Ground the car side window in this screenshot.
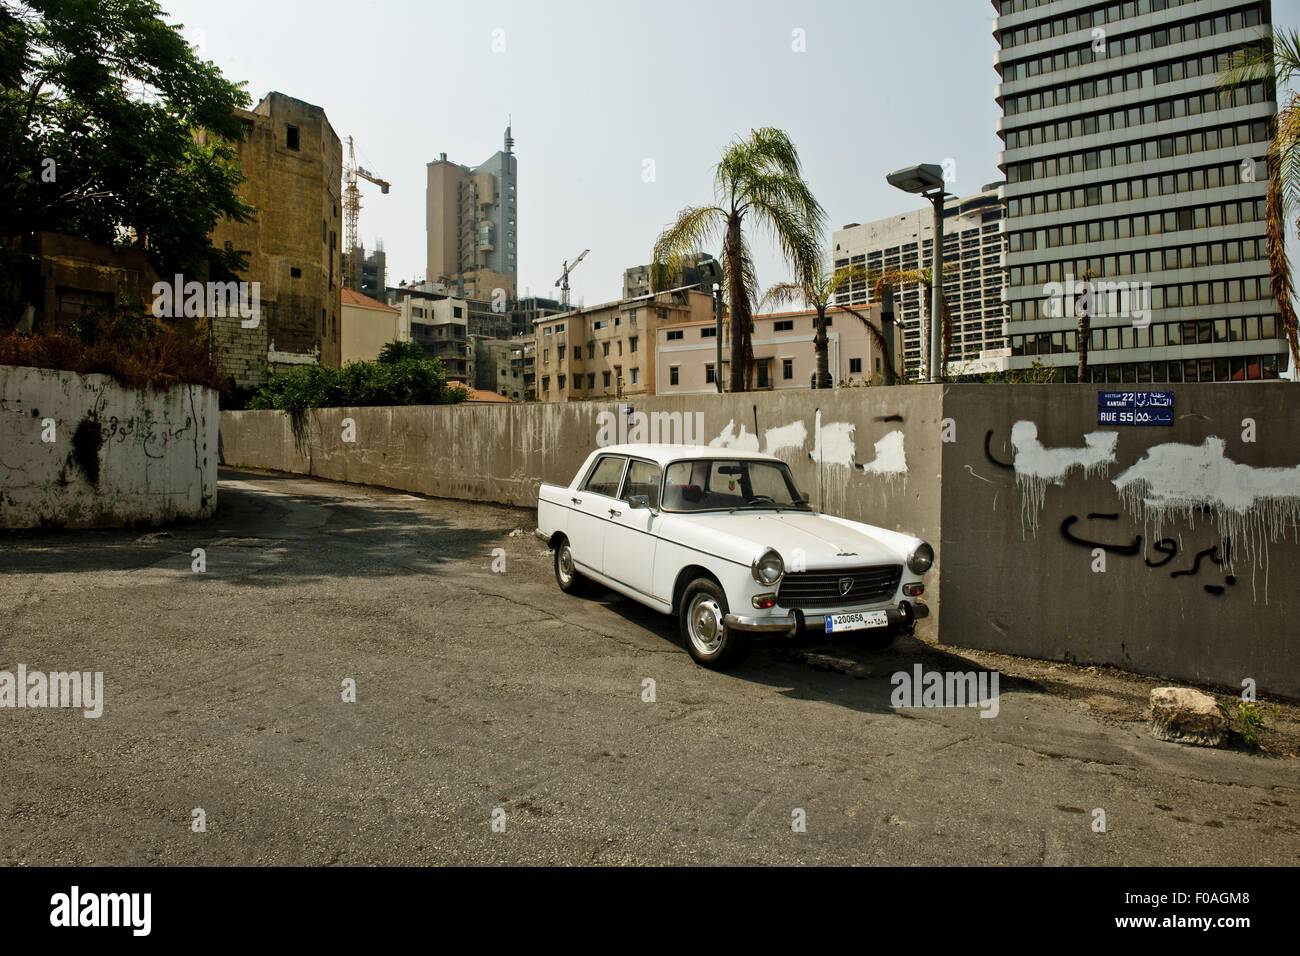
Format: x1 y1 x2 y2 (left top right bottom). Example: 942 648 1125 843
621 460 662 509
582 456 626 498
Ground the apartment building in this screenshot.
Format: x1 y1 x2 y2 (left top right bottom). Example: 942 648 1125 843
623 253 717 299
509 339 536 401
832 184 1008 379
473 336 514 396
426 126 518 301
995 0 1287 382
655 305 896 395
345 244 386 301
389 287 471 383
340 288 403 364
534 289 714 402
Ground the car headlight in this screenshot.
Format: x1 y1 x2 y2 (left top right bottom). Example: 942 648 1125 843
907 541 934 575
751 548 785 586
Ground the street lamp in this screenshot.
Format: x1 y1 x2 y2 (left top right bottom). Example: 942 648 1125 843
695 257 725 393
887 163 949 383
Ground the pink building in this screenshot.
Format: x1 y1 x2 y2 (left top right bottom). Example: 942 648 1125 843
654 305 898 394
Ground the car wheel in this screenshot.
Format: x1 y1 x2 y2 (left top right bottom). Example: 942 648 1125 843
553 536 585 594
679 578 749 669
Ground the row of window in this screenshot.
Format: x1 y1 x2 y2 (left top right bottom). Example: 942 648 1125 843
541 367 640 392
1009 277 1274 322
1006 119 1270 184
1004 44 1254 117
1009 198 1268 252
1008 159 1256 219
1000 6 1264 81
1011 237 1269 287
1014 355 1283 384
1012 315 1282 357
1004 82 1269 151
542 337 640 364
998 0 1200 45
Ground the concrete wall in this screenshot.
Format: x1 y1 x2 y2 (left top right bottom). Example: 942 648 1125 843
220 387 945 636
940 383 1300 698
1 365 218 528
219 383 1300 695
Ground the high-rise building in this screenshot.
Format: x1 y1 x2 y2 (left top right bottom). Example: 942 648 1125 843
346 243 386 301
426 127 518 302
832 184 1009 378
995 0 1286 383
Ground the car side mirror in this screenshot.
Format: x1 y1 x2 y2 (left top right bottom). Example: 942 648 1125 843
627 494 652 510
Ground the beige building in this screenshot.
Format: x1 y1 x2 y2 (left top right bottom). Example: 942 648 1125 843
340 288 403 364
535 289 714 402
655 305 897 395
204 92 343 386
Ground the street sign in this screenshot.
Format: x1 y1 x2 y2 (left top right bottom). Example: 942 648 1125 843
1098 390 1174 426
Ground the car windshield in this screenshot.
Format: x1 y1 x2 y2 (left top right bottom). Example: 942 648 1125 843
662 459 810 513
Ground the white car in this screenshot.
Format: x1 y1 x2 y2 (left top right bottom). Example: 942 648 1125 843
536 444 933 669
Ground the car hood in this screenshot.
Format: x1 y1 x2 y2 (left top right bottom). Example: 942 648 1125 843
661 511 908 568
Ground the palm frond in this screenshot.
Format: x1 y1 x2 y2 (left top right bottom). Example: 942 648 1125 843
651 204 724 292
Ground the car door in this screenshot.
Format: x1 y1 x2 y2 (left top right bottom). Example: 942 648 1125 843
603 458 662 599
568 454 627 576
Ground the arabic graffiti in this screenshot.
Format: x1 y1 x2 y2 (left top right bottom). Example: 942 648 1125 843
1060 511 1237 598
102 411 195 460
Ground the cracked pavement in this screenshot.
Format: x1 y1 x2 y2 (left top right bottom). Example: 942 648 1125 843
0 468 1296 865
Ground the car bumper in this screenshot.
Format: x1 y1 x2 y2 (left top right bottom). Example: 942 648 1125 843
724 601 929 636
534 528 548 543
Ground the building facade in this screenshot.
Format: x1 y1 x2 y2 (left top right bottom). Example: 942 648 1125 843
654 305 897 395
832 184 1008 379
205 92 343 383
346 244 386 301
995 0 1286 382
623 253 717 299
426 127 518 302
534 290 714 402
340 288 403 364
389 287 472 383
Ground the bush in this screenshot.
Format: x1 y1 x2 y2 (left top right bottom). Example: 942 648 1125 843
0 303 223 391
248 344 467 413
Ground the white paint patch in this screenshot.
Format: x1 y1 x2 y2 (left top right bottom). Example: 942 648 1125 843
860 430 907 480
1010 421 1118 535
708 419 760 452
810 415 856 468
763 420 807 458
1113 437 1300 597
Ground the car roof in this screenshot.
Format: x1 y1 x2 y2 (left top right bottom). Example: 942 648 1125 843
593 444 782 466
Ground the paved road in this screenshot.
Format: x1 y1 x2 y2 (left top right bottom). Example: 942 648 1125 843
0 470 1296 865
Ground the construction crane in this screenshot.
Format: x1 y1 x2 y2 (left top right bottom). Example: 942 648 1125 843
343 135 391 288
555 249 589 308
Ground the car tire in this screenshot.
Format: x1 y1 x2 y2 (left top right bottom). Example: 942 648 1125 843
553 536 586 594
679 578 749 669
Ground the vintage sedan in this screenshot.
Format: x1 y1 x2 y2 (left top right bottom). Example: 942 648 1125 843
536 444 933 669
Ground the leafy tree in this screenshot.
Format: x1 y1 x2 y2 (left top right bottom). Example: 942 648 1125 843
653 128 825 391
0 0 253 316
377 339 425 364
248 355 467 414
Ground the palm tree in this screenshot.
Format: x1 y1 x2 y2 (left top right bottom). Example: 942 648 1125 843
760 262 872 388
1221 29 1300 377
653 128 825 391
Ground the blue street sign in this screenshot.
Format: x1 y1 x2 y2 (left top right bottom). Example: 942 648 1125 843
1098 391 1175 426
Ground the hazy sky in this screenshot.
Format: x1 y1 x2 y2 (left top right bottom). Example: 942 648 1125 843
161 0 1300 305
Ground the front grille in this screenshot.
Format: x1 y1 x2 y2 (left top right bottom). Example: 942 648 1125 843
777 565 903 610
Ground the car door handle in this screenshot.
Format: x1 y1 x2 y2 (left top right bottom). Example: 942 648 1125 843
571 497 582 505
608 508 622 518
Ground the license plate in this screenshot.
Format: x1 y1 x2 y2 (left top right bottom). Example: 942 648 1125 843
825 610 889 634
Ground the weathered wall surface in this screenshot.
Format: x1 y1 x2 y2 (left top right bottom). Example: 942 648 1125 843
941 383 1299 697
0 365 218 528
220 387 945 635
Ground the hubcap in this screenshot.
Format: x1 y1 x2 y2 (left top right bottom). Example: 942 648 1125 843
557 545 573 584
688 593 725 656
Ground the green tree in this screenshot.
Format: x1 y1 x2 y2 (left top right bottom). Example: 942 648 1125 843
1221 28 1300 376
0 0 253 313
652 128 825 391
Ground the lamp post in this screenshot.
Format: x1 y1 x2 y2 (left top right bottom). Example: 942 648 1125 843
694 257 725 393
887 163 949 383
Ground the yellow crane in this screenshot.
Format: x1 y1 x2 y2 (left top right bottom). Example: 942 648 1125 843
343 135 390 288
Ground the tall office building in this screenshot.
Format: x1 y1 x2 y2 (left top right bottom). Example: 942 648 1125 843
832 184 1009 378
426 126 518 302
995 0 1286 383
